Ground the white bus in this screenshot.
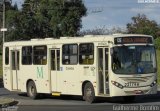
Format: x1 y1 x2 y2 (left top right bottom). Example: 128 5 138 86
3 34 157 103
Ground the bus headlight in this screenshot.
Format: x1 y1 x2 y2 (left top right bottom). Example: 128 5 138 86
150 80 157 87
111 81 124 89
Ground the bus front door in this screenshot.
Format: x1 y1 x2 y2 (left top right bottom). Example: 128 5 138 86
50 49 60 92
11 50 20 90
98 47 109 95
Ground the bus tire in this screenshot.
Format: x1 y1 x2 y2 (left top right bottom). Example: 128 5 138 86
27 81 39 99
123 96 135 103
84 82 95 103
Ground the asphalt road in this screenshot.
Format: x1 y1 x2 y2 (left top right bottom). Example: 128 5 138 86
2 105 115 111
1 87 160 111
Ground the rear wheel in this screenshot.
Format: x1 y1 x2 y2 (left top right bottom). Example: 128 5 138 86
84 82 95 103
27 81 39 99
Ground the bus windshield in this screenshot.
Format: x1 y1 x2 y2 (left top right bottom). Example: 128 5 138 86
112 45 157 74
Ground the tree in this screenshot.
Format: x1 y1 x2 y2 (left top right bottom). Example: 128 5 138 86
5 2 21 41
0 0 19 41
127 14 160 39
15 0 87 40
154 37 160 49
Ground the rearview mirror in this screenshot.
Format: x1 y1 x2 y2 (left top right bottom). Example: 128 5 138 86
110 48 113 56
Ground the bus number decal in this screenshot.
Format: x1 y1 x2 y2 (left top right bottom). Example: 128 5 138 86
66 67 74 70
37 67 44 79
124 82 139 87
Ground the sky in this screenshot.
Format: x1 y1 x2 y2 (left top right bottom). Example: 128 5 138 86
12 0 160 30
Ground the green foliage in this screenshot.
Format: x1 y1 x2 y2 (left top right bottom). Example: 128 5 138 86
157 50 160 84
5 0 87 41
6 9 21 41
0 1 14 44
154 37 160 49
127 14 160 39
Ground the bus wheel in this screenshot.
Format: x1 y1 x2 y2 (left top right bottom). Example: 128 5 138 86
27 81 38 99
123 96 135 103
84 82 95 103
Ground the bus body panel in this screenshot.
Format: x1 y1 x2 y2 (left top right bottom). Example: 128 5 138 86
2 34 157 99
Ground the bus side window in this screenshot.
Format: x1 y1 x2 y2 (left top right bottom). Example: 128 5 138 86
5 47 9 65
22 46 32 65
62 44 78 65
33 46 47 65
79 43 94 64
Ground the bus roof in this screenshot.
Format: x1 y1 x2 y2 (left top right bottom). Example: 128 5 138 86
3 34 153 47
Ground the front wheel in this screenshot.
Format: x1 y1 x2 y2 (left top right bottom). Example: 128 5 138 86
84 82 95 103
27 81 39 99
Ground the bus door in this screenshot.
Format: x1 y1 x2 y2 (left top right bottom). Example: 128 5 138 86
11 50 20 90
50 49 60 92
97 47 109 94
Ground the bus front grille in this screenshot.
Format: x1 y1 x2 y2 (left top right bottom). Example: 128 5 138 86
120 76 153 83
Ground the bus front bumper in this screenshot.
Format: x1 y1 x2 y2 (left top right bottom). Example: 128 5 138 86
110 85 157 97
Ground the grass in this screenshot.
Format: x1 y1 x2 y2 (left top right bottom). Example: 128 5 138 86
157 50 160 84
0 97 15 105
0 51 160 83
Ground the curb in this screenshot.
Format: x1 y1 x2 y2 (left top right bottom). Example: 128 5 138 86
0 97 18 107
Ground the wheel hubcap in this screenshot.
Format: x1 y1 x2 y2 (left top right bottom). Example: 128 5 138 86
30 86 35 96
86 88 92 99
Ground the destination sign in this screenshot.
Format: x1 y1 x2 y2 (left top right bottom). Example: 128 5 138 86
114 37 153 44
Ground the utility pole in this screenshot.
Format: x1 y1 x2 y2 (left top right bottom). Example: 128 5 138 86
0 0 8 44
2 0 5 43
0 0 11 43
88 7 103 14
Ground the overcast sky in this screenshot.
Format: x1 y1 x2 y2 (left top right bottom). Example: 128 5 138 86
12 0 160 30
